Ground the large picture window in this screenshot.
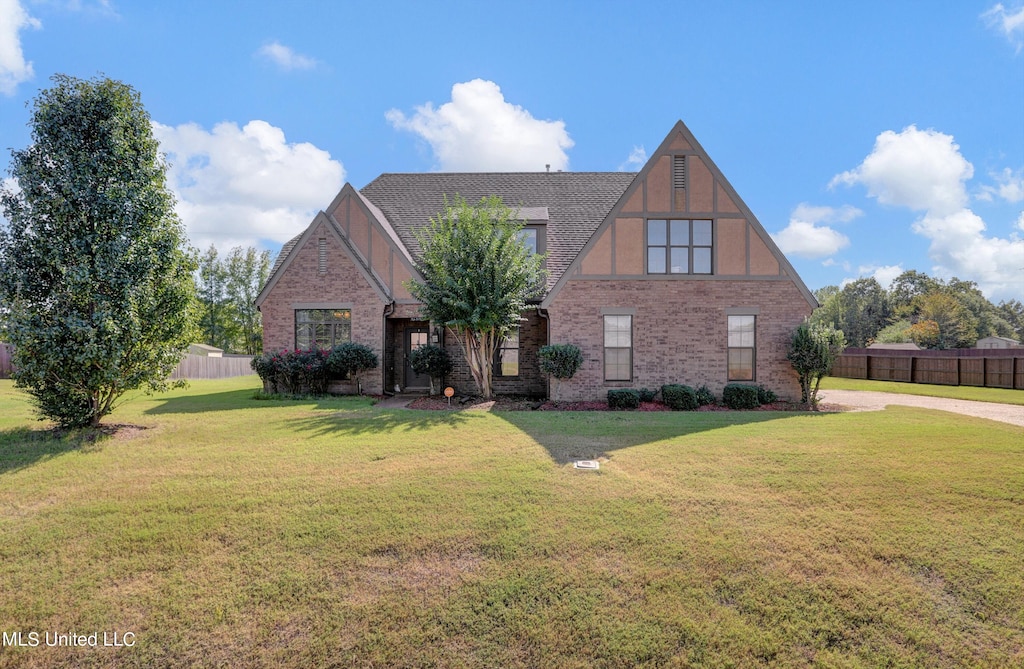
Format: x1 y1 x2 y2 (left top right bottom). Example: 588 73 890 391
295 309 351 349
496 328 520 377
727 315 755 381
604 315 632 381
647 219 712 275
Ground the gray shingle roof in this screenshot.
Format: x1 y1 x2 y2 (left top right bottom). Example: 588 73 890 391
359 172 637 292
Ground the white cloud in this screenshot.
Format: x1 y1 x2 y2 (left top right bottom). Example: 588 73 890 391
153 120 345 251
619 145 647 171
386 79 574 172
835 126 1024 300
830 126 973 216
982 3 1024 51
980 167 1024 203
0 0 41 95
772 203 860 259
256 41 317 71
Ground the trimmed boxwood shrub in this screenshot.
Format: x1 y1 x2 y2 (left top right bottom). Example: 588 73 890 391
327 343 379 394
661 384 698 411
723 383 760 409
756 385 777 405
695 384 716 406
638 388 657 403
607 388 641 410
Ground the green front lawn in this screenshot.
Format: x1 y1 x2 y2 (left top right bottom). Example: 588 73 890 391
1 377 1022 667
820 375 1024 405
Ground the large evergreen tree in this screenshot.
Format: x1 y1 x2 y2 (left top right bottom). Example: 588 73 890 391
407 195 546 399
0 75 197 428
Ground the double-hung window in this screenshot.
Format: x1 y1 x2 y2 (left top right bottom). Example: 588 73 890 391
496 328 520 377
647 219 713 274
295 309 351 350
604 315 632 381
727 315 755 381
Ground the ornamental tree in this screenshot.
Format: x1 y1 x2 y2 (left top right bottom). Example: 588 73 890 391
537 343 583 401
787 322 846 407
407 195 546 399
0 75 197 428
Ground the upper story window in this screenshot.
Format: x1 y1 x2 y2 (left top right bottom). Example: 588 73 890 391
518 228 538 255
647 219 712 275
295 309 351 350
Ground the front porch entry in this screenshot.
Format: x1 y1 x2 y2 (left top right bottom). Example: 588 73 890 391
386 318 432 392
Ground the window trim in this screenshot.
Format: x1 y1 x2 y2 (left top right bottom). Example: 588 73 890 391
646 219 713 275
727 314 756 381
603 313 633 382
495 327 520 377
294 308 352 350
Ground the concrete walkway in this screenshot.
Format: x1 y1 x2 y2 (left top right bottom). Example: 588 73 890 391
819 389 1024 428
374 394 420 409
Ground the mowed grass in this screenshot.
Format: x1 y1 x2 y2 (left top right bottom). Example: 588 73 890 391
820 375 1024 405
1 377 1022 668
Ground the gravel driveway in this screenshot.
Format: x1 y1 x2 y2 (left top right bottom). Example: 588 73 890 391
819 389 1024 428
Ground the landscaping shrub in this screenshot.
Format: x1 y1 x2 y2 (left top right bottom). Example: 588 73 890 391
251 348 330 395
723 383 760 409
328 343 379 394
538 343 584 401
661 384 698 411
607 388 640 410
409 344 452 394
695 384 716 406
638 388 657 402
756 385 777 405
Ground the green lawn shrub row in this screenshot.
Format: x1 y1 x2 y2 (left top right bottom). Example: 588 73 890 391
607 388 641 410
661 384 699 411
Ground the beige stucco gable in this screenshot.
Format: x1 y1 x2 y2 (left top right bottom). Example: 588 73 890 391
541 121 817 310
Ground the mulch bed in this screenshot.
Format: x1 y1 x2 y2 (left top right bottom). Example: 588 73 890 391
406 395 841 413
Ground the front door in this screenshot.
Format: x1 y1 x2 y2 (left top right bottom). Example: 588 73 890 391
404 327 431 390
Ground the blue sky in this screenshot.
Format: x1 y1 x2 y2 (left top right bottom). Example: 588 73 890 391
1 1 1022 300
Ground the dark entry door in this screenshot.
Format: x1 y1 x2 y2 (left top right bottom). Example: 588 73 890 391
404 327 431 389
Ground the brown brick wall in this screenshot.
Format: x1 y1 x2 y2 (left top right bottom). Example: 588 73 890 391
259 220 388 395
546 279 811 401
444 310 548 397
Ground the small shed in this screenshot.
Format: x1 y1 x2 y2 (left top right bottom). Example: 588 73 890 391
188 343 224 357
975 336 1021 349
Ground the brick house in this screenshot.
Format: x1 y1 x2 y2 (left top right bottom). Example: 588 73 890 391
255 121 817 400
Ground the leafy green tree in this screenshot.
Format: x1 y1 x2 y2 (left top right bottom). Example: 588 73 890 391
196 244 237 351
889 270 940 318
788 322 846 407
407 195 546 398
996 299 1024 341
913 291 977 349
0 75 196 428
874 319 912 344
224 246 271 355
811 278 890 347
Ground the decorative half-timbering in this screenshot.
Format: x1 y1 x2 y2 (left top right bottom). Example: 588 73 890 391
256 121 817 400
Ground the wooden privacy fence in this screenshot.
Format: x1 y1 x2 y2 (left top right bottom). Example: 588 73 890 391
833 348 1024 390
170 354 255 380
0 347 254 381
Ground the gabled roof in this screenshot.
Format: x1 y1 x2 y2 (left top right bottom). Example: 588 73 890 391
359 172 637 291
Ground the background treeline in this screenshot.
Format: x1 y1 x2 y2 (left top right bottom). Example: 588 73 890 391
810 270 1023 349
195 245 271 355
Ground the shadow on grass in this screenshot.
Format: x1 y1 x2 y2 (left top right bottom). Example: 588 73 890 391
143 390 375 415
494 409 828 464
0 426 108 476
288 407 470 438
